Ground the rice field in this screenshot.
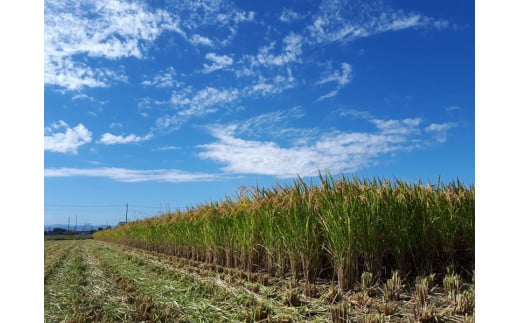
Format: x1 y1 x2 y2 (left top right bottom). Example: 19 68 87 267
94 174 474 290
44 174 474 321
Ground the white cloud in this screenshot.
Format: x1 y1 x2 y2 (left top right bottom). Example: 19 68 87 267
198 117 428 178
98 132 153 145
71 94 94 101
155 114 184 132
337 109 376 120
202 53 234 73
307 16 368 44
317 63 352 86
306 1 435 45
44 167 221 183
137 97 169 111
249 68 296 95
190 34 214 47
156 86 240 132
109 122 123 130
280 9 304 23
316 90 338 102
425 123 455 132
175 0 253 28
316 62 352 101
45 57 110 90
174 87 240 117
141 67 179 88
371 118 422 135
446 105 462 112
198 127 317 177
233 10 255 23
153 146 180 151
172 0 254 46
45 0 184 90
233 107 307 139
254 33 303 67
379 14 422 32
433 20 450 30
425 122 456 142
44 120 92 154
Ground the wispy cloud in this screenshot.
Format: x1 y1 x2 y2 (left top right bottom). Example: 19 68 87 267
190 34 214 47
425 122 457 142
45 0 258 91
202 53 234 73
45 58 113 90
446 105 462 112
176 87 240 117
156 86 240 132
433 19 450 30
153 146 180 151
155 114 185 132
175 0 254 28
306 0 444 45
45 0 184 90
317 63 352 86
379 13 423 32
254 33 303 67
138 97 169 109
336 109 376 120
248 68 296 95
71 94 95 101
371 118 422 135
141 67 179 88
316 90 339 102
172 0 254 46
44 120 92 154
197 115 435 178
44 167 222 182
231 107 307 139
198 114 453 178
197 129 378 178
98 132 153 145
316 62 352 101
280 8 305 23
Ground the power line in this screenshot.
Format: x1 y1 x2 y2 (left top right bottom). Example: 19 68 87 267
45 204 162 209
45 204 125 208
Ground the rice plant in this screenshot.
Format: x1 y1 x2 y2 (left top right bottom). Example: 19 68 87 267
415 277 429 307
455 290 474 315
361 271 375 291
443 273 462 302
330 301 352 322
94 173 474 293
383 271 402 301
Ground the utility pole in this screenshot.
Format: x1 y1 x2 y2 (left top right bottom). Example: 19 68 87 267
125 203 128 223
74 214 77 232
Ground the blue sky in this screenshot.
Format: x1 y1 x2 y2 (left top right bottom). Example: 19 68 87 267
43 0 475 227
